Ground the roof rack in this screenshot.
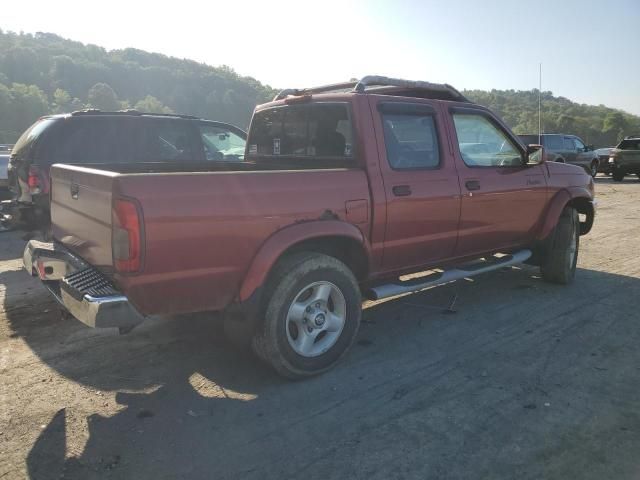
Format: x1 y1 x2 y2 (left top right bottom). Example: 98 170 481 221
273 75 468 102
70 109 198 119
624 134 640 139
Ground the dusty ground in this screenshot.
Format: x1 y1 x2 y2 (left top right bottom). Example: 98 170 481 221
1 176 640 480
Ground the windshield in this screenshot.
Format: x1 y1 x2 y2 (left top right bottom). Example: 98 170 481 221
198 124 246 161
11 117 56 159
617 139 640 150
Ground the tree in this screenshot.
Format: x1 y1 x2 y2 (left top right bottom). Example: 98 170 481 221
6 83 49 137
133 95 172 113
557 114 577 134
53 88 71 113
87 82 120 111
603 112 627 144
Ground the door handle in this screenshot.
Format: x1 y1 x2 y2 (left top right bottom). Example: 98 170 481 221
465 180 481 191
392 185 412 197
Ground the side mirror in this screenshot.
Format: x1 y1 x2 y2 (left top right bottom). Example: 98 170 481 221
586 144 594 152
526 144 545 165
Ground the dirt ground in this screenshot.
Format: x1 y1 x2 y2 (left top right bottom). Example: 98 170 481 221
1 176 640 480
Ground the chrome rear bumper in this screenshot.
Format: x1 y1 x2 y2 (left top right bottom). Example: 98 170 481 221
23 240 144 329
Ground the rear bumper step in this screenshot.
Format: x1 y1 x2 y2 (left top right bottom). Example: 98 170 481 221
366 249 532 301
23 240 144 329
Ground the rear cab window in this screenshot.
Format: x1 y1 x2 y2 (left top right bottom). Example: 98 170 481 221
247 102 354 166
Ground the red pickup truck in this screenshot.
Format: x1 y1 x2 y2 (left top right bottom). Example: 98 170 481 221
23 76 596 378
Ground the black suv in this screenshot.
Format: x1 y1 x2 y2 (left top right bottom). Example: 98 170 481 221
3 111 247 227
518 133 600 178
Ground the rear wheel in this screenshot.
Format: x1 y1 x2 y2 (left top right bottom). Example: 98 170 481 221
612 170 625 182
252 252 362 379
540 207 579 284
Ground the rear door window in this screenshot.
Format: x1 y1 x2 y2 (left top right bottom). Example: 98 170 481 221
380 104 440 169
544 136 564 150
247 103 353 160
130 119 196 162
563 137 576 151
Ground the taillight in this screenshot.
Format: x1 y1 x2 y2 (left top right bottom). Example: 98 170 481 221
28 166 49 195
112 198 143 273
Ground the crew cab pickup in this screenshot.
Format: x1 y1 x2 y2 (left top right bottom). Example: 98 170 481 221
23 76 596 378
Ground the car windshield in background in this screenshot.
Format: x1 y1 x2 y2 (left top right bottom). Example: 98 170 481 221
198 124 246 161
247 103 353 160
618 139 640 150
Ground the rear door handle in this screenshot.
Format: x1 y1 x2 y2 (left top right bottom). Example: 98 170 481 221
392 185 412 197
465 180 481 191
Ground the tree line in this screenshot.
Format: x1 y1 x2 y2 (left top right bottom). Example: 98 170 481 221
465 89 639 147
0 30 638 146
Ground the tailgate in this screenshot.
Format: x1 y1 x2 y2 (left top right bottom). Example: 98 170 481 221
50 164 118 269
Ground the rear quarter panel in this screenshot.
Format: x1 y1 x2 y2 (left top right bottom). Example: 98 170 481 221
114 169 371 316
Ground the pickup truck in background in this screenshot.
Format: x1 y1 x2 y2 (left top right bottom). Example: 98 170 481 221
609 135 640 181
23 76 596 379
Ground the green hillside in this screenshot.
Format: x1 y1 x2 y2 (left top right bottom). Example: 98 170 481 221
0 30 275 142
0 30 638 146
465 89 640 147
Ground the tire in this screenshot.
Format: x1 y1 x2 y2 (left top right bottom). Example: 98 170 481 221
252 252 362 379
589 161 598 178
540 207 579 284
612 171 625 182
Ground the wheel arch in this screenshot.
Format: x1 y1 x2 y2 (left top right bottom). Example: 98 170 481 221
238 221 371 303
537 188 595 240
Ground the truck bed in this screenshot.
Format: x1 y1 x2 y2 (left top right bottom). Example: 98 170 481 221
50 162 371 316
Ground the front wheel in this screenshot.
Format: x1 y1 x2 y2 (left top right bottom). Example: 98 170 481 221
612 171 625 182
252 252 362 379
540 207 579 284
589 161 598 178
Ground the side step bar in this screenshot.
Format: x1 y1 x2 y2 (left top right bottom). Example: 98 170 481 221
366 249 532 301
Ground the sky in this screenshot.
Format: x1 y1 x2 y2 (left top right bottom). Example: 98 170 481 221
2 0 640 114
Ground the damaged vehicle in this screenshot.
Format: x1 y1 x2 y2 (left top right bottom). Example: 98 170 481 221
23 76 596 378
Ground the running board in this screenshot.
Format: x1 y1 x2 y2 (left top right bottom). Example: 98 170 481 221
366 249 532 301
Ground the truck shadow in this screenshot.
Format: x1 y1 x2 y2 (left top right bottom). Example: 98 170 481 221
3 253 640 478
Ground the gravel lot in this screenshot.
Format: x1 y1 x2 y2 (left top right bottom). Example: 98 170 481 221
1 177 640 480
